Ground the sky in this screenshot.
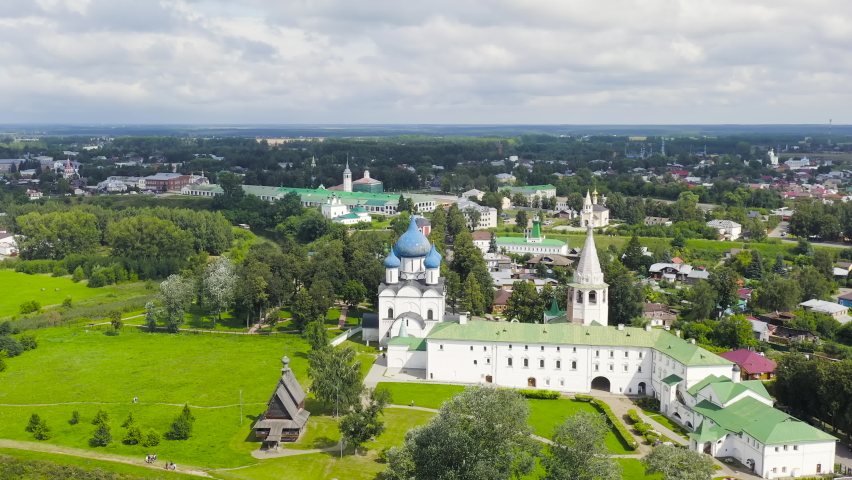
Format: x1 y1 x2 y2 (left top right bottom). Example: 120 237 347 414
1 0 851 124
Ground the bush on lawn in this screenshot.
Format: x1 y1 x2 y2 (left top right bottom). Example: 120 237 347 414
142 428 161 447
90 424 112 447
0 336 23 357
167 404 195 440
19 333 37 351
69 411 79 425
574 394 594 402
637 397 660 412
26 413 51 441
124 425 143 445
591 399 638 451
92 409 109 426
517 389 560 400
627 409 642 424
19 300 41 315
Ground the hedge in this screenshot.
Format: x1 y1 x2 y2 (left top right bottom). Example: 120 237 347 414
591 399 638 451
627 409 642 424
573 394 594 402
518 389 560 400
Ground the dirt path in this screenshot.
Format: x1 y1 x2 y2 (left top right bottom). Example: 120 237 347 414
0 439 212 477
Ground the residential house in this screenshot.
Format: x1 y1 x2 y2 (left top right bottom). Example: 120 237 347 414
143 173 194 193
484 252 512 272
837 291 852 308
492 289 511 314
718 349 777 381
747 317 771 343
643 303 676 327
644 217 672 226
706 220 742 241
798 299 851 324
0 231 17 256
462 189 485 200
457 198 497 229
525 254 573 270
26 189 42 201
415 217 431 236
648 263 694 282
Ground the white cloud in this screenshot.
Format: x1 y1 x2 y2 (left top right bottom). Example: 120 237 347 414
0 0 850 123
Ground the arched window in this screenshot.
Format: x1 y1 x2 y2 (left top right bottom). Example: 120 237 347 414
577 291 584 303
589 291 597 304
539 359 544 368
571 361 577 370
388 308 394 319
427 309 433 320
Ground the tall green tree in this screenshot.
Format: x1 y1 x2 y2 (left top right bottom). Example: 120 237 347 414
157 274 195 333
515 210 529 233
793 266 834 301
772 253 786 275
505 281 543 323
813 249 836 279
303 315 330 351
342 280 366 309
688 281 718 321
709 267 739 311
460 273 485 316
643 444 715 480
621 234 644 271
429 207 447 254
106 216 194 259
447 204 467 237
543 411 621 480
308 346 363 417
383 387 538 480
746 249 764 280
291 288 317 333
713 315 758 350
339 387 391 454
604 260 643 325
16 211 101 260
446 271 461 314
752 275 801 312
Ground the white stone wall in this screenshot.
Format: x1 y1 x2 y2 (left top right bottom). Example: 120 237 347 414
387 347 427 369
762 441 835 478
496 243 569 256
377 288 445 346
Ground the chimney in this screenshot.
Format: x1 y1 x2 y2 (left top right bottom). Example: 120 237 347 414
617 324 624 331
645 325 652 332
675 330 681 338
664 326 671 331
459 312 468 325
690 338 696 344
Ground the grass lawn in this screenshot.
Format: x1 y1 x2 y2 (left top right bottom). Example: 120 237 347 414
209 409 434 480
527 399 633 454
375 383 465 409
181 305 248 332
639 408 690 439
0 448 198 479
0 270 118 318
618 458 662 480
286 416 340 450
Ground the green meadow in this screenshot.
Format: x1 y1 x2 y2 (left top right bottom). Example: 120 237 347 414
0 270 117 318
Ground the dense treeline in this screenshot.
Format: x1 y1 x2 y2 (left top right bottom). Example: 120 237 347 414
788 200 852 241
774 354 852 436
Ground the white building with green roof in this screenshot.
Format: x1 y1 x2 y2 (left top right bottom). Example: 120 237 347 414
491 217 568 256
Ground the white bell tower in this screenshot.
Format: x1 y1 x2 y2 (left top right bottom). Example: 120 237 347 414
566 227 609 326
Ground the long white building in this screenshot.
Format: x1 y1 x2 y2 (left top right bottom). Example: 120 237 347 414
378 226 835 479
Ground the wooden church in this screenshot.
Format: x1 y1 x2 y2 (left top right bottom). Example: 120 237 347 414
253 355 310 449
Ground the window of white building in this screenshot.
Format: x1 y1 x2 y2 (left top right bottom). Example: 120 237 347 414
523 358 529 368
623 364 628 372
508 357 513 367
539 359 545 368
556 360 561 369
594 364 599 372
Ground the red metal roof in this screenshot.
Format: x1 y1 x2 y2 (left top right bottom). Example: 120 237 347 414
718 349 777 374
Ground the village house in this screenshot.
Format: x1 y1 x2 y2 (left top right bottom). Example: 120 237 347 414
643 302 676 326
648 263 694 282
706 220 742 240
718 349 777 381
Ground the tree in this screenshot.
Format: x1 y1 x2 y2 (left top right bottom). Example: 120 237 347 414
142 428 161 447
292 288 317 333
643 444 716 480
308 346 363 417
430 207 447 253
515 210 529 233
0 351 7 374
72 266 85 283
92 409 109 426
793 266 833 301
752 275 801 312
621 234 644 271
26 413 51 440
709 267 739 311
70 411 79 425
488 233 498 253
121 412 135 428
339 387 391 453
543 411 621 480
342 280 367 309
124 425 143 445
505 280 543 323
158 274 195 332
447 204 467 237
106 216 194 259
446 271 461 314
713 315 758 350
813 249 836 279
688 281 718 320
460 273 485 316
604 260 643 325
109 310 123 332
390 211 412 237
819 214 842 241
144 301 161 332
91 424 112 447
214 172 245 209
202 257 237 327
16 211 100 260
746 249 764 280
772 253 786 275
303 316 329 351
383 387 538 480
670 233 686 250
168 404 195 440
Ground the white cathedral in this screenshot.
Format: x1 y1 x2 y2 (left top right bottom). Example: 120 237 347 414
361 218 835 478
580 189 609 228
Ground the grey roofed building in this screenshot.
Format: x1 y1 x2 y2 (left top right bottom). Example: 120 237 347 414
254 355 310 450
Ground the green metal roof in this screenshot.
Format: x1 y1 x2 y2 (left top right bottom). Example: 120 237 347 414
687 374 726 396
689 421 728 443
387 336 427 351
184 184 430 204
496 236 567 246
364 199 391 206
425 322 732 367
693 397 835 445
333 213 361 220
661 374 683 386
685 375 772 403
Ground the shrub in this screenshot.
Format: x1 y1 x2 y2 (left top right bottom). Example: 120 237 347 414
0 321 11 335
52 265 68 277
627 409 642 424
19 333 37 351
0 351 6 373
70 411 79 425
19 300 41 315
62 297 73 308
124 425 142 445
591 399 638 451
517 389 560 400
92 409 109 426
90 424 112 447
26 414 51 441
574 394 594 402
637 397 660 412
121 412 134 428
72 267 85 283
87 271 107 288
0 336 23 357
142 428 160 447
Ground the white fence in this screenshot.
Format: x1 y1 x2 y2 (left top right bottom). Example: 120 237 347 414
330 326 362 347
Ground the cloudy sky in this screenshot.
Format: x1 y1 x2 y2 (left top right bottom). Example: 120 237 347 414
1 0 850 124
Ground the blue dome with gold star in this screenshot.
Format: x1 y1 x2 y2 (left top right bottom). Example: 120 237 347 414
383 249 401 268
424 245 442 269
393 216 432 258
